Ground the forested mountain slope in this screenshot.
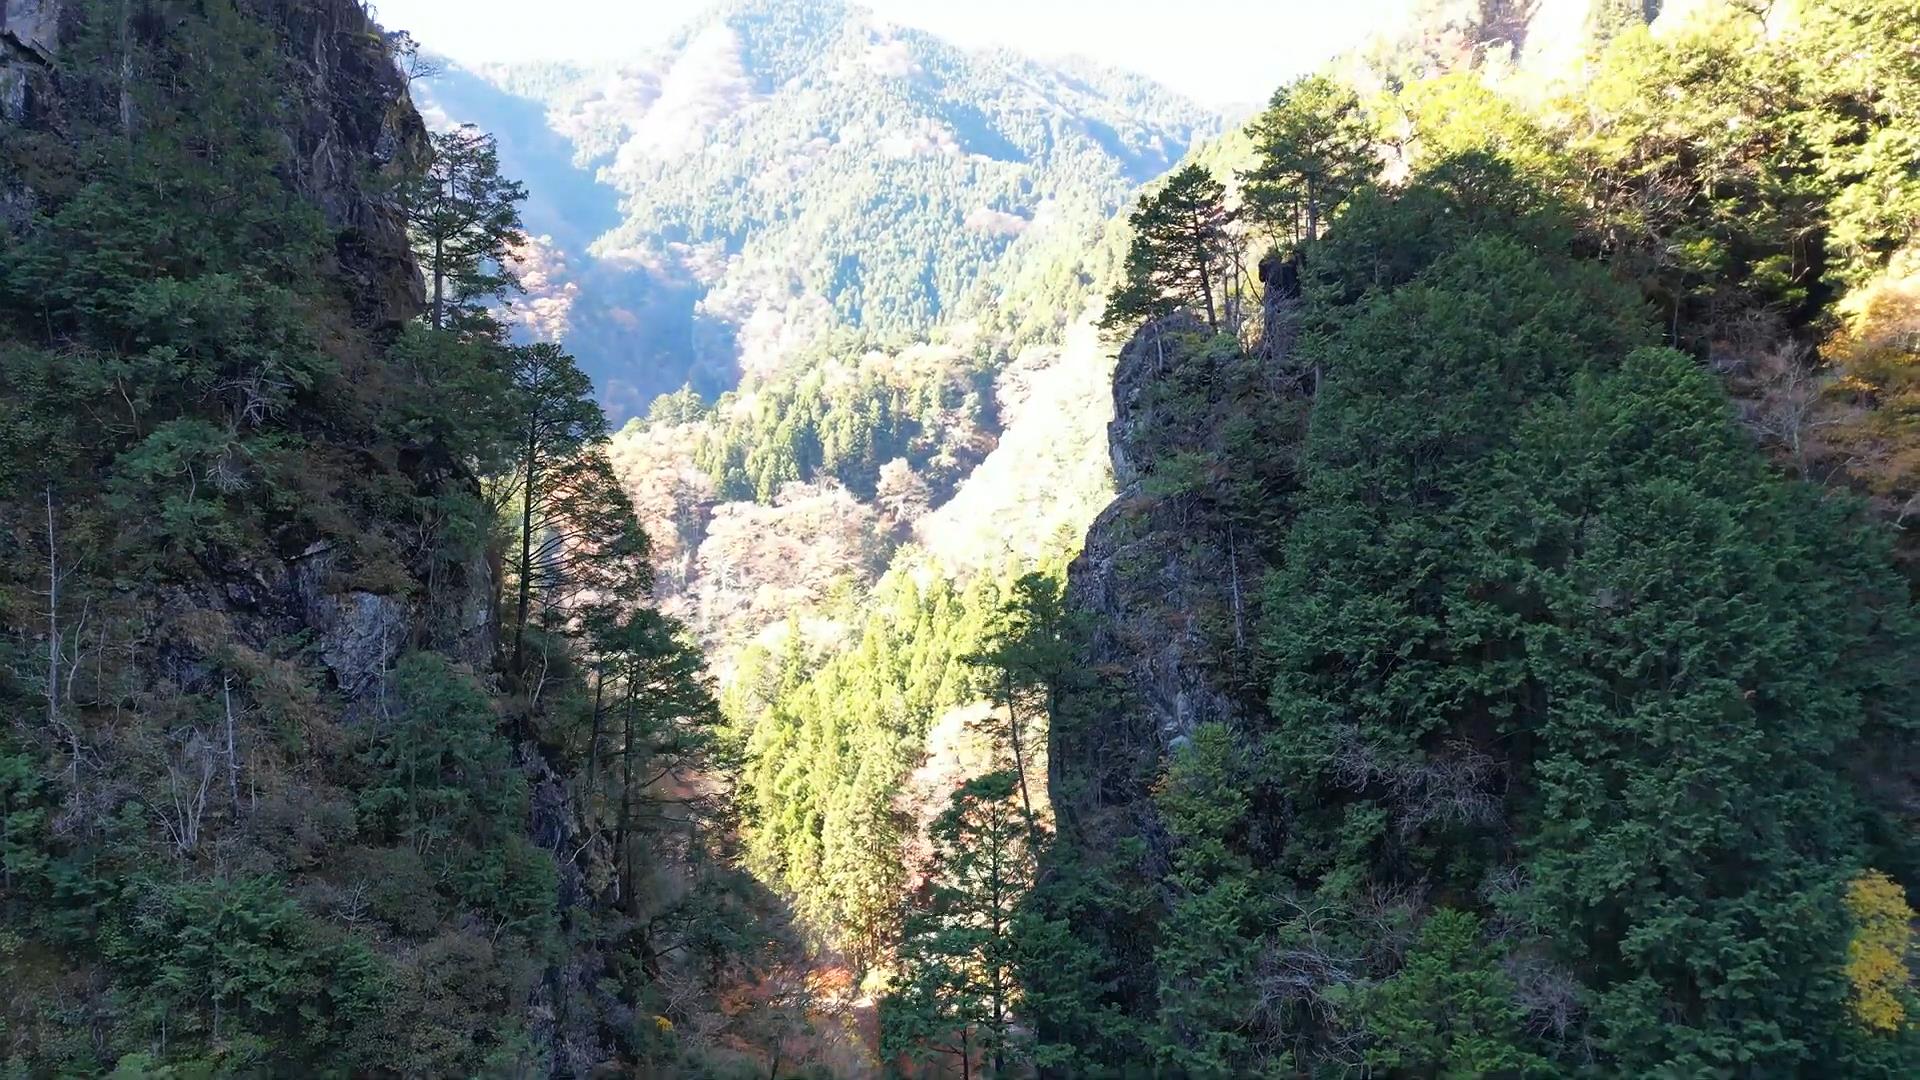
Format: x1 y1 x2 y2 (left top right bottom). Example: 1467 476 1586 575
0 2 812 1074
3 0 1918 1076
419 0 1215 417
1024 0 1920 1075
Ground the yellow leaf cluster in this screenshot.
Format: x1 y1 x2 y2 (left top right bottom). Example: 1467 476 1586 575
1845 870 1914 1033
1824 258 1920 519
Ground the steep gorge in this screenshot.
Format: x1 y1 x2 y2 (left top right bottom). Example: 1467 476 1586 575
3 0 1918 1075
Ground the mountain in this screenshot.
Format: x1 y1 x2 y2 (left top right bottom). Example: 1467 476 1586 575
417 0 1216 419
1024 1 1920 1075
0 2 809 1073
10 0 1918 1075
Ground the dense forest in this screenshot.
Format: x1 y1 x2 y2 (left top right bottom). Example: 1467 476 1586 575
1 0 1917 1077
1028 1 1920 1075
0 1 803 1074
416 0 1211 415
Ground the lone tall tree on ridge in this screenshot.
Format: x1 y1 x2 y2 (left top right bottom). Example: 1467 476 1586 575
1103 163 1236 333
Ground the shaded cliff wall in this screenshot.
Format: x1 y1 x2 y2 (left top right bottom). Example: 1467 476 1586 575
1045 303 1308 1002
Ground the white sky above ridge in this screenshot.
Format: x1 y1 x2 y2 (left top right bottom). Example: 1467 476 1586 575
369 0 1411 108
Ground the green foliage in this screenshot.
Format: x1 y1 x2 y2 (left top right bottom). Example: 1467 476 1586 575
104 876 387 1072
478 0 1210 402
1242 74 1376 248
1150 724 1268 1076
690 349 992 504
1011 837 1158 1073
9 2 1920 1076
0 2 776 1074
379 322 519 474
1261 233 1649 906
1552 3 1917 350
1488 347 1915 1071
1797 0 1920 288
1567 17 1822 346
645 384 709 428
1103 164 1237 333
399 124 529 334
1302 150 1576 309
1361 910 1543 1078
357 653 522 853
882 770 1037 1077
735 565 1012 963
1381 72 1564 188
501 341 635 672
1038 11 1920 1062
966 570 1074 835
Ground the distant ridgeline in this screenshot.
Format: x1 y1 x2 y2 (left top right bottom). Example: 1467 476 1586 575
418 0 1217 419
1017 0 1920 1076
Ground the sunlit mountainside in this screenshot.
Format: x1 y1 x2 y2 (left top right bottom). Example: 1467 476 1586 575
419 0 1217 417
3 0 1917 1075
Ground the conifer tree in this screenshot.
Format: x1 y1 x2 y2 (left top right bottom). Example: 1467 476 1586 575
884 771 1037 1078
501 342 612 673
591 607 716 913
1102 164 1236 332
400 124 528 334
1241 74 1375 249
1361 910 1543 1076
1487 348 1916 1072
968 571 1070 842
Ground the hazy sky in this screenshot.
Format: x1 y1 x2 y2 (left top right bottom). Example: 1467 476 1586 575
370 0 1410 107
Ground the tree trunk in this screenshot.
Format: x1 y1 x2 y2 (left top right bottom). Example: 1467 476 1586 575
1306 174 1320 244
511 403 540 673
44 488 58 725
1227 524 1245 653
587 664 605 793
1004 671 1039 845
117 0 134 137
1193 215 1218 331
990 835 1007 1078
223 677 241 812
431 173 448 330
618 676 637 915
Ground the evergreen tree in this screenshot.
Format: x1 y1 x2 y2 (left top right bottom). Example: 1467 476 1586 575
1242 74 1376 250
588 607 717 915
884 770 1037 1079
500 341 609 673
1361 910 1543 1077
967 570 1070 841
1150 723 1269 1076
1102 164 1236 332
399 124 528 334
1486 348 1916 1071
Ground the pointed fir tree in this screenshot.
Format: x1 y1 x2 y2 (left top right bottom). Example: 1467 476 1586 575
883 770 1038 1079
399 124 528 334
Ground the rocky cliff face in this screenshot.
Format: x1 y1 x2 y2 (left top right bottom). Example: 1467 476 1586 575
0 3 626 1070
2 0 462 672
1051 304 1307 861
274 0 430 329
0 0 61 226
0 0 59 115
2 0 426 323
